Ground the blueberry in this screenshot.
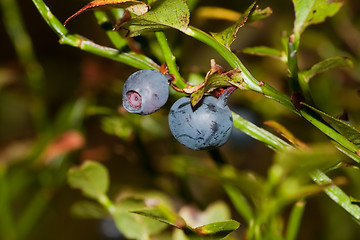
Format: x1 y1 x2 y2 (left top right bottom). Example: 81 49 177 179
168 91 234 150
122 70 169 115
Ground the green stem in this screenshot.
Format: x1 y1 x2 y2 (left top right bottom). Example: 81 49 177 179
155 31 186 88
288 39 313 105
285 200 306 240
31 0 68 38
287 41 300 94
59 34 159 70
98 194 116 215
93 11 128 50
32 0 159 70
298 74 314 104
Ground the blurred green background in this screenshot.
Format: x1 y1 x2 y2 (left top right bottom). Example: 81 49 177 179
1 0 360 239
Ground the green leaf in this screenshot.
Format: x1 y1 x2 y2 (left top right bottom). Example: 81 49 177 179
120 0 190 37
223 184 253 224
242 46 285 61
190 88 205 107
231 112 294 151
67 161 109 200
300 56 353 82
285 200 306 240
64 0 149 25
131 204 187 228
188 71 232 106
292 0 344 42
298 56 352 102
302 103 360 150
71 201 108 219
311 170 360 224
211 1 256 48
194 220 240 239
204 74 234 93
336 144 360 164
113 197 167 239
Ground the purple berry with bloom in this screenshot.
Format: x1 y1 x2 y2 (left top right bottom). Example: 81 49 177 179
122 70 169 115
168 88 235 150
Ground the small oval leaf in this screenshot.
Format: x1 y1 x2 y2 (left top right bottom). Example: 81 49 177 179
67 161 109 200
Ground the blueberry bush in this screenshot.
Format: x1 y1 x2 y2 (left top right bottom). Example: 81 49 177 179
1 0 360 239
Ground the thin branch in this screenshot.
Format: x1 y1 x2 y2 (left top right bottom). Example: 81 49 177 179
32 0 159 70
155 31 186 88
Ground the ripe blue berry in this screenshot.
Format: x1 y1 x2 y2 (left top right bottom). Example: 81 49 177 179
122 70 170 115
168 93 233 150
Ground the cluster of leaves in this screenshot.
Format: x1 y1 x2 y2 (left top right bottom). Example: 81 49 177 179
68 161 240 239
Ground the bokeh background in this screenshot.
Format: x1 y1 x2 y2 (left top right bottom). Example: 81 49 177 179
1 0 360 239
